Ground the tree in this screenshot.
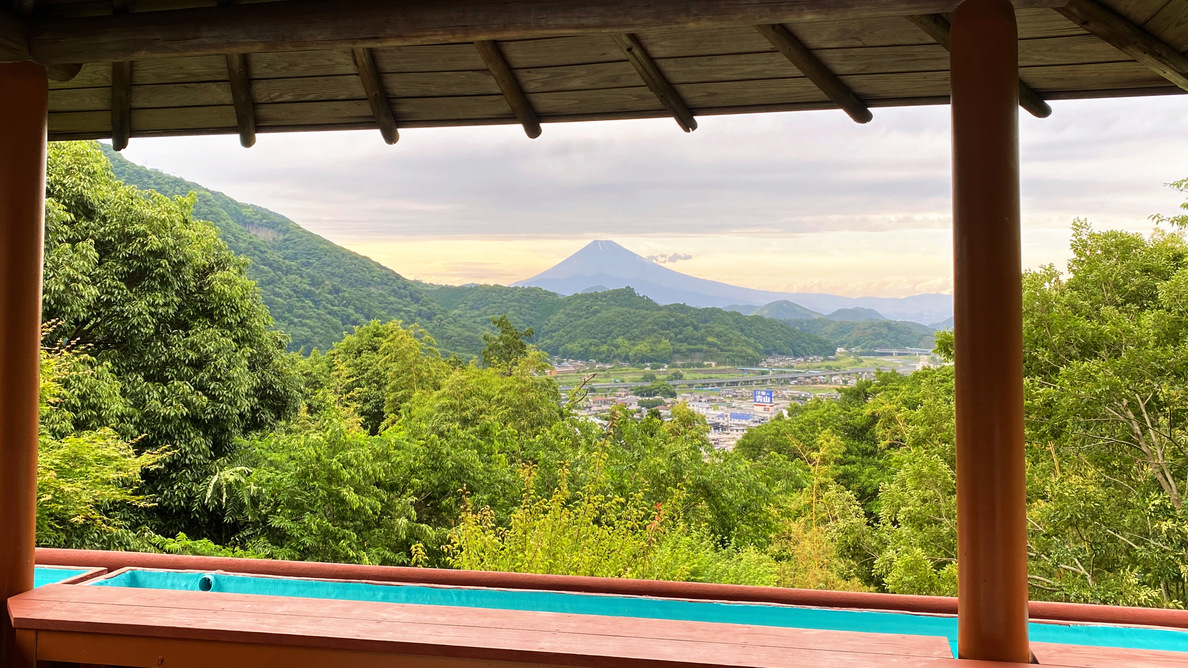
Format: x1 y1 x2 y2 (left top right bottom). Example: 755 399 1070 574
1021 218 1188 605
635 381 677 398
304 320 449 434
41 141 301 535
481 315 534 372
37 345 163 550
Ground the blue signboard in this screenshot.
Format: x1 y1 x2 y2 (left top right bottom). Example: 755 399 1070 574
753 389 774 405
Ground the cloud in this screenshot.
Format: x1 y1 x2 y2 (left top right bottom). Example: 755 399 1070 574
647 253 693 264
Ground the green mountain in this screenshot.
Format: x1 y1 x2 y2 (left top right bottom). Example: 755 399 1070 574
752 300 822 320
101 144 468 353
825 307 884 321
787 318 935 351
423 285 834 365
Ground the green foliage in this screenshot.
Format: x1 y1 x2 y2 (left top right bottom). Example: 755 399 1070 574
43 142 301 534
481 315 535 372
1021 219 1188 606
206 405 440 565
37 346 163 550
448 462 779 585
634 380 678 398
302 320 449 434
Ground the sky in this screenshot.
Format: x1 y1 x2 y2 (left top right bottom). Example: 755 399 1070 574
115 94 1188 298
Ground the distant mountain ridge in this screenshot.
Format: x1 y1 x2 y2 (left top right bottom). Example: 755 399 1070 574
514 240 952 324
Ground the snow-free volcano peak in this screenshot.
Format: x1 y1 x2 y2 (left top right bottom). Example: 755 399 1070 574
513 240 952 325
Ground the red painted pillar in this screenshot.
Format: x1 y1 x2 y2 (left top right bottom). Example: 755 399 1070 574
950 0 1030 662
0 61 48 668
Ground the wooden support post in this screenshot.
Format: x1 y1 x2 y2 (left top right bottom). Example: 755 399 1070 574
226 52 256 148
613 33 696 132
756 23 871 123
0 60 48 668
950 0 1030 662
906 13 1052 118
351 46 399 144
475 40 541 139
1056 0 1188 92
110 60 131 150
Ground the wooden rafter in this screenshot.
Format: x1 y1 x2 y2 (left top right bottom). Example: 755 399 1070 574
756 23 872 124
226 52 255 147
613 33 696 132
110 60 131 150
0 9 28 61
905 14 1052 118
475 39 541 138
351 46 399 144
1056 0 1188 92
25 0 1068 65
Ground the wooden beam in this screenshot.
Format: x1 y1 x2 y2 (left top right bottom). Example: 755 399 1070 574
45 62 80 81
351 47 399 144
0 9 28 62
110 60 131 150
613 33 696 132
475 40 541 138
756 23 872 123
225 52 255 147
906 13 1052 118
1056 0 1188 92
26 0 1069 65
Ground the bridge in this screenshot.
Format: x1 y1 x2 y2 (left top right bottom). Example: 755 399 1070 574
564 368 882 392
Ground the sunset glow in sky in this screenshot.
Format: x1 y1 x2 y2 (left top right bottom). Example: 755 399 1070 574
115 95 1188 298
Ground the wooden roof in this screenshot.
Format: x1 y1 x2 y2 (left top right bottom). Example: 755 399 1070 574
2 0 1186 147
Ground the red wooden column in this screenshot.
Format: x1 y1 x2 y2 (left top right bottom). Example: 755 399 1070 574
0 61 49 668
950 0 1030 662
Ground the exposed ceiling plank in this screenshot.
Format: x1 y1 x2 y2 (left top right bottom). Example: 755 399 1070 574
45 62 81 80
27 0 1069 65
0 9 28 61
110 60 131 150
351 46 399 144
755 23 872 123
475 39 541 138
613 33 696 132
226 52 256 147
905 13 1053 117
1055 0 1188 91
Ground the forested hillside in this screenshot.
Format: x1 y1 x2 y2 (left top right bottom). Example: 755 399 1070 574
102 145 461 353
423 284 835 364
33 142 1188 608
786 318 936 350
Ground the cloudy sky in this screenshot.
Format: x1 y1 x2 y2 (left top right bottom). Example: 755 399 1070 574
116 94 1188 298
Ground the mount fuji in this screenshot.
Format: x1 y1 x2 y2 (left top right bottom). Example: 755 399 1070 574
512 240 952 325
